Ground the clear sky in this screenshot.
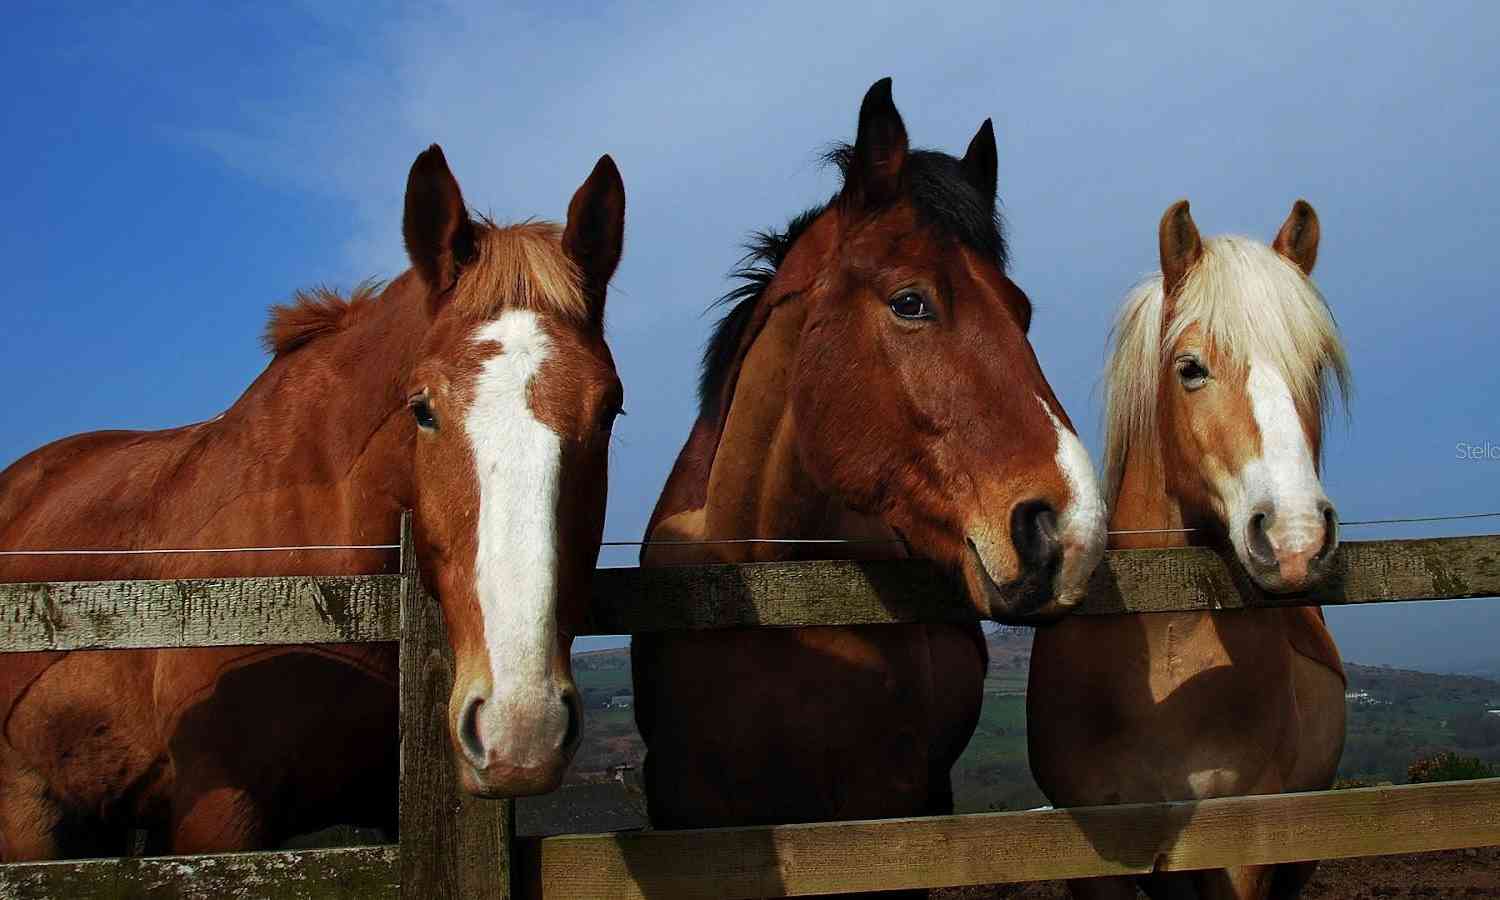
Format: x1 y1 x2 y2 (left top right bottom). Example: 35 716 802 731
2 2 1497 668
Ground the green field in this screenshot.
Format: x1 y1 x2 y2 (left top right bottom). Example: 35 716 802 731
567 644 1500 813
952 694 1039 811
1338 664 1500 784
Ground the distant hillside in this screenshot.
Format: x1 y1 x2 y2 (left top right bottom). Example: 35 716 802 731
1438 656 1500 681
561 629 1500 812
1345 661 1500 700
572 646 629 670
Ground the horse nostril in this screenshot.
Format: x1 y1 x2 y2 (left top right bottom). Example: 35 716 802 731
1316 503 1338 562
561 691 582 751
458 695 487 767
1011 500 1061 576
1246 507 1277 570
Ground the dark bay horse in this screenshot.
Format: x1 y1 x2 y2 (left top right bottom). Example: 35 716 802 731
0 145 626 858
634 79 1107 894
1029 200 1350 899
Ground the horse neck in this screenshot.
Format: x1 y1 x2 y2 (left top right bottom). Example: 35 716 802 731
647 300 890 566
214 275 429 536
1106 422 1338 685
1107 435 1194 551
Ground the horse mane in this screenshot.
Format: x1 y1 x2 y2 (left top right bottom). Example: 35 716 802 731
1102 235 1352 505
698 207 823 420
698 148 1007 422
825 145 1008 268
262 280 385 356
449 219 586 323
263 221 584 357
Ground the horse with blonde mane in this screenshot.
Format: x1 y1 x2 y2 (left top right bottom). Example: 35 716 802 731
636 78 1107 899
0 146 626 858
1029 200 1350 899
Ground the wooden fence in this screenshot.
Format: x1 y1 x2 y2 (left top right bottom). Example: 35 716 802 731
0 523 1496 898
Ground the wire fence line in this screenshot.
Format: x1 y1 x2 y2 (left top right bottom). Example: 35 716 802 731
0 544 401 557
1 511 1497 557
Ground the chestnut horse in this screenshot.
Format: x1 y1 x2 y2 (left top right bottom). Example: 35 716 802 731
0 146 626 859
635 79 1106 897
1029 200 1350 899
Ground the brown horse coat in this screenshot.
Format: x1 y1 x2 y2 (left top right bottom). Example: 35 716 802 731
0 286 419 856
1029 202 1349 900
0 146 628 858
633 85 1106 900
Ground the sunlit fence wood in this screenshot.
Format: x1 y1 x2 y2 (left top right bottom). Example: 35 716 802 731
0 530 1495 897
5 536 1496 652
518 777 1500 898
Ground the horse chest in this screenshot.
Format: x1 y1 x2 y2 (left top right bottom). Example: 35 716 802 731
4 650 166 816
638 624 982 825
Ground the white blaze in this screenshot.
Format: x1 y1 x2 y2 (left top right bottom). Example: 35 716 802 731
1036 396 1107 604
465 310 567 766
1227 358 1329 561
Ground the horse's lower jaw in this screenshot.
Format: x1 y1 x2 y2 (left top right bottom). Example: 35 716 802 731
457 757 568 799
961 539 1068 624
1236 541 1336 596
1247 566 1329 596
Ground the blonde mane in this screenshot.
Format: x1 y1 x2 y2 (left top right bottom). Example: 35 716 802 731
449 220 587 324
1103 235 1351 505
264 220 585 356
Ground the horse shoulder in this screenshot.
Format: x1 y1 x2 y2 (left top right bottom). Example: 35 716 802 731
1283 606 1345 686
0 429 202 579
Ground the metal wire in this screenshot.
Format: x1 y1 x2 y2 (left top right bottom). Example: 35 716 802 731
598 511 1500 547
601 537 906 547
1341 512 1500 527
0 544 400 557
1103 511 1500 537
2 512 1496 556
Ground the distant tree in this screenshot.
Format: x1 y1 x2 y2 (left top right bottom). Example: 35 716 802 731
1407 751 1496 783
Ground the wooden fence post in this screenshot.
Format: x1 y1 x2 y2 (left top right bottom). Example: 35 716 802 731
399 512 516 898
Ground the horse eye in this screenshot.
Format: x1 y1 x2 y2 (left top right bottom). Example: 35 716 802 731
888 291 934 321
1176 357 1210 390
410 396 438 430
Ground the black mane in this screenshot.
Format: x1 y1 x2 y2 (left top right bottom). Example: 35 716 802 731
697 148 1007 422
697 206 822 421
826 144 1007 267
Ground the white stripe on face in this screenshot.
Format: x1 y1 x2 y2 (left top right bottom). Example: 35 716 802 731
1036 396 1107 603
465 310 568 766
1228 358 1329 559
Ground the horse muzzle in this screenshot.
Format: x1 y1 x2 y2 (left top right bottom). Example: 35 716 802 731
1241 498 1339 593
451 684 582 797
962 493 1105 622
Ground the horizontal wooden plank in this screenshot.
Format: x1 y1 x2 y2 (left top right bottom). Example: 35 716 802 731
0 845 398 899
1 536 1494 650
0 576 400 652
519 778 1500 898
584 534 1500 633
1094 533 1500 615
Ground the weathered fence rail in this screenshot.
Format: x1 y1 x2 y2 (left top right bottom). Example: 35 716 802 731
3 535 1496 653
0 847 399 900
518 777 1500 898
0 530 1495 897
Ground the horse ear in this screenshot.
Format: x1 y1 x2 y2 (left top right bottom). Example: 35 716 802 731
960 119 998 205
1272 199 1320 276
562 154 626 326
843 77 909 207
403 144 477 297
1159 199 1204 298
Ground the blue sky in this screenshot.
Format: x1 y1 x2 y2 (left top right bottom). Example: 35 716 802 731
2 2 1497 668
